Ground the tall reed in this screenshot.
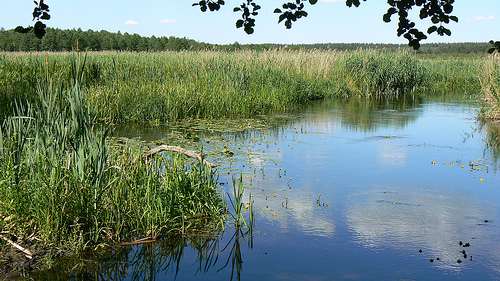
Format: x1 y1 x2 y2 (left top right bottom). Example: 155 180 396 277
338 50 427 97
480 54 500 119
0 50 484 123
0 68 224 254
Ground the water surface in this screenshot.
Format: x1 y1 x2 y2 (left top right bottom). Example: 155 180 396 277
44 99 500 280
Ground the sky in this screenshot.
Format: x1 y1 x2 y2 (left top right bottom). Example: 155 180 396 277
1 0 499 45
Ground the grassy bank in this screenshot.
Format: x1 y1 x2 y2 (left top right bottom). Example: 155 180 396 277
1 50 484 123
0 76 224 272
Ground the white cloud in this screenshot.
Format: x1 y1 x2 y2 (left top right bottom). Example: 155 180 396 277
319 0 344 3
124 20 139 25
466 15 496 22
158 19 179 24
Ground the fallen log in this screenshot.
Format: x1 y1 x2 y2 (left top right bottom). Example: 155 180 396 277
143 145 217 168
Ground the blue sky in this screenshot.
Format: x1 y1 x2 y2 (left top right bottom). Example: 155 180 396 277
1 0 499 44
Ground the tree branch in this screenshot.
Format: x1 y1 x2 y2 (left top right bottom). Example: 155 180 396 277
143 145 217 168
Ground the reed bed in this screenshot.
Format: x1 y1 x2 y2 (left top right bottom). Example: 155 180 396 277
480 54 500 120
0 76 224 257
1 49 483 123
419 56 483 97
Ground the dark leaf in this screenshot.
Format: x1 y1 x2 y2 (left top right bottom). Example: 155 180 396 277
33 21 46 39
309 0 318 4
278 14 286 23
443 4 453 14
41 12 50 20
274 8 282 13
383 13 391 23
244 26 254 34
14 26 32 34
427 26 437 34
236 19 244 28
487 48 495 54
419 9 427 19
33 9 41 20
387 7 397 15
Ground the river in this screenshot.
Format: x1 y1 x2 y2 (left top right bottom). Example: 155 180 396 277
37 98 500 280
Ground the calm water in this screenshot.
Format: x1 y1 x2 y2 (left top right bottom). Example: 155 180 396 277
41 99 500 280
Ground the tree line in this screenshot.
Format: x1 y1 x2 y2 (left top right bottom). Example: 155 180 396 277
0 27 491 54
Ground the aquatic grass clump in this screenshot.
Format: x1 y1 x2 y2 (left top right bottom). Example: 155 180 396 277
480 54 500 120
421 56 483 97
339 50 427 97
0 75 224 259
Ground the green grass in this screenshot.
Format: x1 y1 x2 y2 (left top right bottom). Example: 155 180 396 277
0 73 224 256
0 49 485 123
479 54 500 119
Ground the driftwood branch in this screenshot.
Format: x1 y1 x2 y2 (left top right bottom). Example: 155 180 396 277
114 237 158 247
143 145 217 168
0 234 33 259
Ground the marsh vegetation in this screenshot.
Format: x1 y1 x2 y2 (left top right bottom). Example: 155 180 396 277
2 49 492 123
0 49 499 278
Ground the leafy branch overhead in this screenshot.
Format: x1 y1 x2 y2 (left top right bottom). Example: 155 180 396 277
379 0 459 50
194 0 461 50
15 0 50 39
488 40 500 54
273 0 318 30
17 0 496 52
